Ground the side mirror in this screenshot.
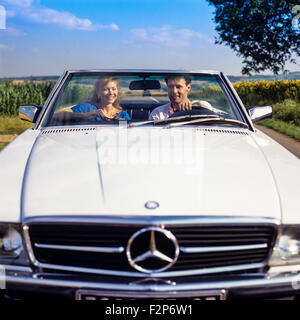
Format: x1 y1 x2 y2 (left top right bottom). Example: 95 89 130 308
248 105 272 123
19 105 42 123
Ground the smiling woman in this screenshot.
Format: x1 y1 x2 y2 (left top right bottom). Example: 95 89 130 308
52 77 131 123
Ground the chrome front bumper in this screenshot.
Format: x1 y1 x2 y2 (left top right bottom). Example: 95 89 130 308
2 265 300 299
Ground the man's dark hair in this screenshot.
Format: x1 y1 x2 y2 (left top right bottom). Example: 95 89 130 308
165 75 191 86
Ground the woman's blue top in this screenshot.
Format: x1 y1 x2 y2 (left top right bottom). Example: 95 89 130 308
71 102 131 121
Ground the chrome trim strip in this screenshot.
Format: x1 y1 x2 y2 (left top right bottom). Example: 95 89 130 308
34 243 124 253
0 265 32 273
180 243 268 254
4 271 300 293
23 225 39 266
67 69 221 75
221 72 255 132
20 260 266 278
23 215 281 227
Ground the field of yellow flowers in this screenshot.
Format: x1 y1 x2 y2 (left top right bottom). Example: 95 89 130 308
233 80 300 107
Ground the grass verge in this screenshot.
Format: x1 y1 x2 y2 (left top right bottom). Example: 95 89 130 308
0 116 32 135
0 116 32 151
260 119 300 142
0 141 9 151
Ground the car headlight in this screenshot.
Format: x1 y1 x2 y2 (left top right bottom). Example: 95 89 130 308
269 225 300 267
0 225 23 259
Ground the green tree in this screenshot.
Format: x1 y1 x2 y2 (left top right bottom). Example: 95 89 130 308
207 0 300 74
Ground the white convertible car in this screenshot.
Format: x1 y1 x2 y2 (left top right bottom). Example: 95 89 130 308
0 70 300 300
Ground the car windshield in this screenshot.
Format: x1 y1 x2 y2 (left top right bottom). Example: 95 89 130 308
44 72 245 127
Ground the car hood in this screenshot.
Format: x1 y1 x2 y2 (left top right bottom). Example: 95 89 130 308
20 126 281 220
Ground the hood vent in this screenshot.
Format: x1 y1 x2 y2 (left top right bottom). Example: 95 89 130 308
41 127 96 135
40 127 249 136
197 128 250 135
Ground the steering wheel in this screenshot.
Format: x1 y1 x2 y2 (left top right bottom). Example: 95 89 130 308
169 105 218 118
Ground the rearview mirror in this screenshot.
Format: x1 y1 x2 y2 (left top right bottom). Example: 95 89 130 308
129 80 161 90
248 105 272 123
19 105 42 123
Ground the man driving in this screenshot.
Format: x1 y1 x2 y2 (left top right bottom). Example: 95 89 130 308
149 75 212 121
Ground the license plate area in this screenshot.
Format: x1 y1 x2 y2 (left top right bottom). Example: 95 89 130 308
75 289 227 300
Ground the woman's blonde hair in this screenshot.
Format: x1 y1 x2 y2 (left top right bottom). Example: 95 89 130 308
90 77 122 111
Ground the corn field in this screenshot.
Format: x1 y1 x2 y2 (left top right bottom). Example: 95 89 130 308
0 81 54 116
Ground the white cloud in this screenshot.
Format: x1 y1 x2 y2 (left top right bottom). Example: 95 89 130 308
97 23 119 31
131 28 148 40
3 0 34 7
24 7 95 31
3 0 119 31
130 26 204 47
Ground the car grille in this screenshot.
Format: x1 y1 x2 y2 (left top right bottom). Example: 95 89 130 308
27 223 276 277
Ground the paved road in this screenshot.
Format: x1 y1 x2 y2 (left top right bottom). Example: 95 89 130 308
255 124 300 159
0 134 18 143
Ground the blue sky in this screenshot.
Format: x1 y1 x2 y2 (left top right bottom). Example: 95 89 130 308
0 0 299 77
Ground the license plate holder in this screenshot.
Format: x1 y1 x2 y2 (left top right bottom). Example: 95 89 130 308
75 289 227 300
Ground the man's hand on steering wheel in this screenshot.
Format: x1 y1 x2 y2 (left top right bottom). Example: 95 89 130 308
176 102 192 112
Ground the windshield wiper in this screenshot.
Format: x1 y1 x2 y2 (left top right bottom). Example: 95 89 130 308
127 114 220 128
164 116 249 129
127 120 154 128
